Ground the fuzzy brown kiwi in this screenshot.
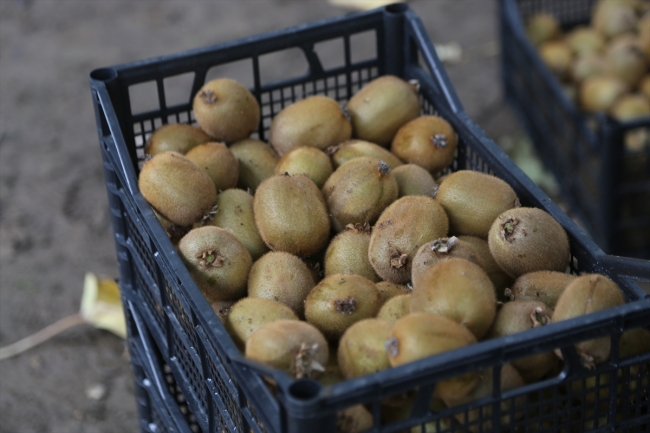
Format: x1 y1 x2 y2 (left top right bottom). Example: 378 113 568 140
592 0 638 39
539 40 574 79
487 300 558 383
337 405 374 433
526 12 560 46
268 95 351 156
610 93 650 121
337 318 393 379
145 123 212 156
192 78 260 143
324 224 380 282
328 139 404 169
411 258 497 340
435 170 519 239
507 270 577 308
185 142 239 192
566 26 606 56
390 115 458 175
304 274 382 341
345 75 421 147
274 146 333 189
410 236 483 284
254 173 331 256
391 163 438 198
204 188 269 260
570 52 606 83
579 75 629 113
368 195 449 284
457 235 514 302
604 36 647 87
376 294 411 324
247 251 315 318
224 297 299 350
552 273 625 369
229 138 280 192
376 281 411 305
139 151 217 227
488 207 570 279
387 313 478 401
245 320 328 379
177 226 252 302
322 157 398 232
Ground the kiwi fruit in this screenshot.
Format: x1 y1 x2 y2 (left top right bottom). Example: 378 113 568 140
526 12 561 46
368 195 449 284
566 26 606 56
579 75 629 112
185 142 239 192
487 300 558 383
488 207 570 279
507 270 577 308
619 327 650 358
604 36 647 87
457 235 514 302
274 146 333 188
391 163 438 198
337 318 393 379
411 236 483 283
552 273 626 368
376 294 411 324
193 78 260 143
139 151 217 227
411 257 497 340
592 0 638 39
539 40 574 79
245 319 328 379
337 405 373 433
390 116 458 175
304 274 382 341
387 312 478 401
346 75 421 147
610 93 650 120
224 297 299 350
324 224 380 282
435 170 519 239
247 251 315 318
254 173 331 256
145 123 212 156
570 52 606 83
322 157 399 232
268 95 352 156
328 139 404 169
204 188 269 260
153 209 191 246
177 226 252 302
228 138 279 192
376 281 411 305
210 300 235 324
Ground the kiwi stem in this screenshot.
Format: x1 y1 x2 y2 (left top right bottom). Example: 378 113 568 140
335 296 357 314
531 307 550 327
501 217 520 242
385 337 399 357
377 161 391 177
294 342 325 379
431 236 458 254
431 134 448 149
197 250 225 268
200 89 218 104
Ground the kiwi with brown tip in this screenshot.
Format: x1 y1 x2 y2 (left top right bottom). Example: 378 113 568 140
177 226 252 302
322 157 398 232
254 173 331 256
185 142 239 192
324 224 380 282
387 313 478 401
346 75 421 147
193 78 260 143
579 75 629 113
245 320 328 379
204 188 269 260
376 281 411 305
488 207 570 279
337 318 393 379
328 139 404 169
411 258 497 340
391 163 438 198
304 274 382 341
411 236 483 283
487 300 558 383
552 273 625 369
229 138 279 192
526 12 560 46
391 116 458 175
368 195 449 284
269 95 351 156
337 405 373 433
275 146 333 189
457 235 514 302
376 294 411 324
247 251 315 318
539 40 574 79
139 151 217 227
507 270 577 308
435 170 519 239
145 123 212 156
224 297 299 350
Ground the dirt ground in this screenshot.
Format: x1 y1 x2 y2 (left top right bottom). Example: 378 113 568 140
0 1 531 432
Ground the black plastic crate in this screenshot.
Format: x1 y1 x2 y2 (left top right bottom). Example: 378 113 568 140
500 0 650 258
90 4 650 433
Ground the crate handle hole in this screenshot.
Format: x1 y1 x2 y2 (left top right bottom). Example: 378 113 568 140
385 3 408 14
287 379 322 401
90 68 118 82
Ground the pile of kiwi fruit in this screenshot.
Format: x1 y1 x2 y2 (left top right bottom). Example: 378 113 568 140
137 72 649 432
526 0 650 151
